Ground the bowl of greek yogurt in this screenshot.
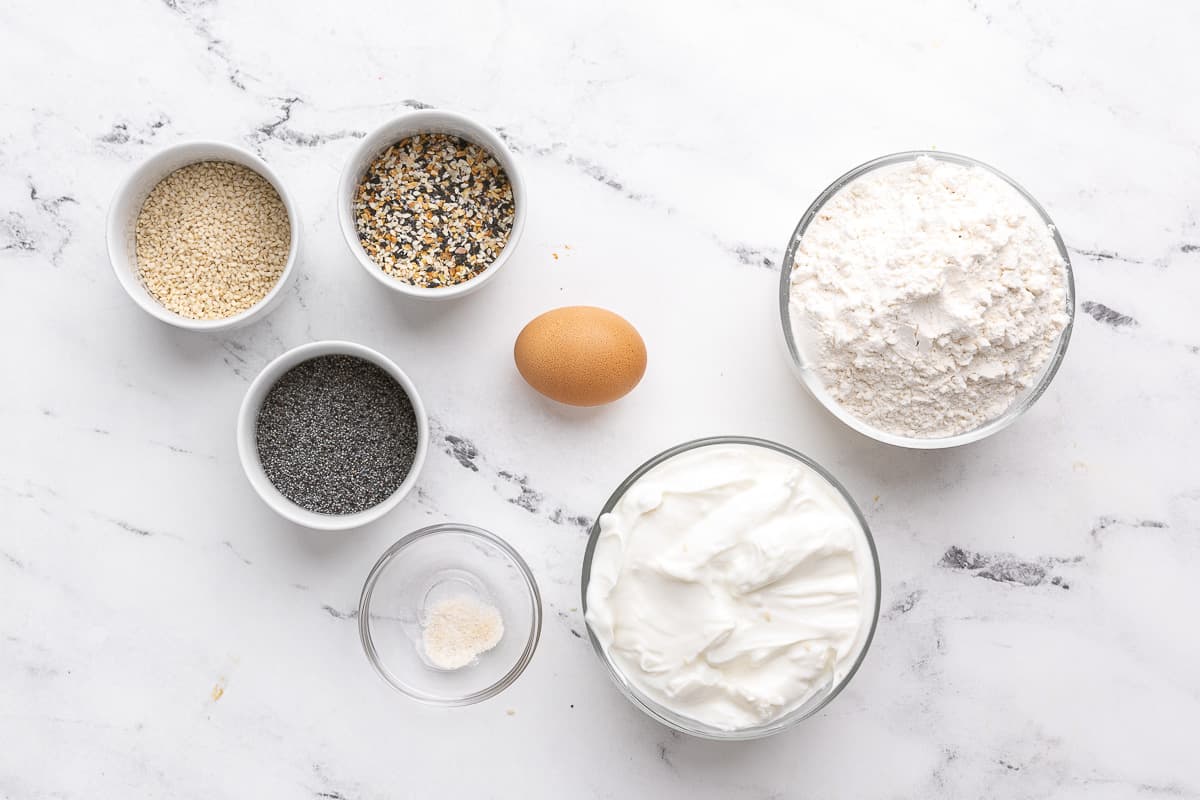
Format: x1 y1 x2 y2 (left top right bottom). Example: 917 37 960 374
581 436 880 740
780 151 1075 448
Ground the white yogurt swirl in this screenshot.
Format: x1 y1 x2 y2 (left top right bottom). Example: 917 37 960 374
585 442 875 732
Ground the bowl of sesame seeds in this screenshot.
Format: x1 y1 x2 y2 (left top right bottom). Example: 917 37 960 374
107 140 300 330
236 340 430 531
337 110 526 300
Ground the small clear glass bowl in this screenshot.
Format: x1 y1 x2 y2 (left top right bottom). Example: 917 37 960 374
580 436 882 740
359 523 542 705
779 151 1076 449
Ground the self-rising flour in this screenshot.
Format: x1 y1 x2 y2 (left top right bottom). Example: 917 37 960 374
788 156 1069 438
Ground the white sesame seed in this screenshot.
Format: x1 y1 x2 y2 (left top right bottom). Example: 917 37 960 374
135 161 291 320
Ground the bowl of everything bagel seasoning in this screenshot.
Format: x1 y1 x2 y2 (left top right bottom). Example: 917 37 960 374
780 151 1075 449
236 341 429 530
337 110 526 299
107 141 299 330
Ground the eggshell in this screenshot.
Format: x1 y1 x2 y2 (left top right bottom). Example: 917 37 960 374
514 306 647 406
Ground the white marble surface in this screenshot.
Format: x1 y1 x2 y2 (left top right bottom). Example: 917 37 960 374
2 0 1198 796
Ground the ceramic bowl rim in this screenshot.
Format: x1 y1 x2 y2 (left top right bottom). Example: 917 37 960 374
336 109 526 301
234 340 429 531
105 139 301 331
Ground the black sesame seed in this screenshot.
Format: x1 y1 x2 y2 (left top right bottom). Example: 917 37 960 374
255 355 419 515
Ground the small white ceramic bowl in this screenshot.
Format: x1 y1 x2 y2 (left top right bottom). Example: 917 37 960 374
337 110 526 300
236 340 429 531
106 140 301 331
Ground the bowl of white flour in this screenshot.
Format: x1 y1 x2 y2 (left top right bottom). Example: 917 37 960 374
780 151 1075 448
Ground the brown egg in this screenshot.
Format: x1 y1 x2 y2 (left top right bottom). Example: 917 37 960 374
514 306 647 406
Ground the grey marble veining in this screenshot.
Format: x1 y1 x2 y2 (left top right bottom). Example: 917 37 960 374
2 0 1199 797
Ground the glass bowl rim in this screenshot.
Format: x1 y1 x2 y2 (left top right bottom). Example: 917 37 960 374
579 435 882 740
358 522 543 706
778 150 1076 449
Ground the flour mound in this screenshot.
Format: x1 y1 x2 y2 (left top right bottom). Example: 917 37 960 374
789 156 1069 439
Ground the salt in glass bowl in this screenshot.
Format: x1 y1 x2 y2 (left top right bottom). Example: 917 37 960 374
359 523 542 705
106 140 301 331
778 151 1076 449
580 436 881 740
336 109 527 301
235 340 429 531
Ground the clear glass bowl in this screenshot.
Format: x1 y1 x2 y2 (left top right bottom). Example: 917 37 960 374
580 436 881 740
359 523 542 705
779 151 1076 449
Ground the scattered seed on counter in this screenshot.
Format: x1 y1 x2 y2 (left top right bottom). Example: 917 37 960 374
135 161 290 320
353 133 515 288
255 355 419 515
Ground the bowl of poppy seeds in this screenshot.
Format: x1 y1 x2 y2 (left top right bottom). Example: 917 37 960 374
237 341 429 530
337 110 526 300
107 140 300 331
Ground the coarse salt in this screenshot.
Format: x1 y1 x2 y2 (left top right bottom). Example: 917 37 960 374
421 595 504 670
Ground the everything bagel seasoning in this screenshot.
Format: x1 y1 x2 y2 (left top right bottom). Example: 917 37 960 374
353 133 515 288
